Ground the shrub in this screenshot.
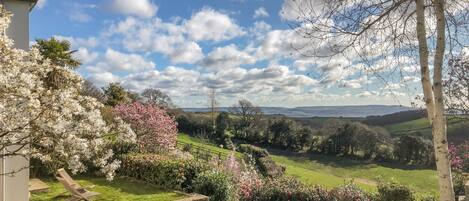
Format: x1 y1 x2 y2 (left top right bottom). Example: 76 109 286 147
119 154 209 191
249 177 319 201
377 182 415 201
194 170 237 201
329 183 372 201
115 102 178 151
452 171 465 196
107 141 138 157
238 144 270 158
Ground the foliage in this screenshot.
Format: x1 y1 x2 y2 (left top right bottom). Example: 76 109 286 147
0 8 135 180
449 141 469 172
81 80 106 103
33 37 81 69
194 170 237 201
376 182 415 201
393 135 434 166
102 83 132 107
238 144 270 158
230 99 263 128
119 154 210 191
216 112 231 139
363 110 427 126
141 88 174 108
248 177 319 201
176 113 214 137
329 183 372 201
451 171 465 196
114 102 178 151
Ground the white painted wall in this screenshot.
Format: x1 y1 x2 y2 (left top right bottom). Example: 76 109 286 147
1 1 32 201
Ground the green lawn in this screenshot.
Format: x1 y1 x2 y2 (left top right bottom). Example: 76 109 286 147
178 133 439 197
178 133 243 158
30 177 187 201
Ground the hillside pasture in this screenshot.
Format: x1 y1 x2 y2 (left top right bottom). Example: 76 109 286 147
177 133 439 197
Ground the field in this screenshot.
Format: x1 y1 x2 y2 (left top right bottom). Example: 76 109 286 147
177 133 439 197
30 177 186 201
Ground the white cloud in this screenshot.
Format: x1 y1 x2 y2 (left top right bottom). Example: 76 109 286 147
87 49 155 74
279 0 326 21
185 8 245 42
74 48 99 64
253 7 269 18
70 10 93 23
169 42 204 64
87 72 121 87
36 0 47 9
104 0 158 18
54 35 98 49
201 44 256 70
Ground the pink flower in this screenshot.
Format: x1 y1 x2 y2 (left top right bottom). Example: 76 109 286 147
114 102 178 151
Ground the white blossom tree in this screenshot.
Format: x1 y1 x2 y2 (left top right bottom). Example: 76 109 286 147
0 7 135 180
283 0 468 200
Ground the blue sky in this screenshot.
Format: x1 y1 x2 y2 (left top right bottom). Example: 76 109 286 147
29 0 421 107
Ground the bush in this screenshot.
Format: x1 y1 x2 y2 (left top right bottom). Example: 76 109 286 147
329 183 372 201
107 141 138 157
452 171 466 196
119 154 209 191
238 144 270 158
248 177 319 201
377 182 415 201
194 170 237 201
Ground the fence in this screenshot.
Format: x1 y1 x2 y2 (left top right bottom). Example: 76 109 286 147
176 141 229 161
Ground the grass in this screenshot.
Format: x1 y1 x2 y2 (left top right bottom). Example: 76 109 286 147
178 133 243 158
30 177 187 201
178 133 439 196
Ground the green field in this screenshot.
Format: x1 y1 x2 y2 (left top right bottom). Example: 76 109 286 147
178 133 439 197
31 177 186 201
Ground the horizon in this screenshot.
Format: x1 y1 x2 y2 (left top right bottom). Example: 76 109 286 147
29 0 423 108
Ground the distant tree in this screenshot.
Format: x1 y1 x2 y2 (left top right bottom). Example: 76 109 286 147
33 37 81 69
215 112 230 139
394 135 434 165
230 99 263 128
141 88 174 108
102 83 132 106
207 88 218 134
81 80 105 103
289 0 468 197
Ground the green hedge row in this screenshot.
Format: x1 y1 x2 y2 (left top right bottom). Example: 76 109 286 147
119 154 210 192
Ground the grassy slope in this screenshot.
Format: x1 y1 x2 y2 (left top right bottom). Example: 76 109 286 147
178 133 439 196
31 177 186 201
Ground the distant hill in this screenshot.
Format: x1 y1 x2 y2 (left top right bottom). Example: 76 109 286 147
363 109 427 126
182 105 415 118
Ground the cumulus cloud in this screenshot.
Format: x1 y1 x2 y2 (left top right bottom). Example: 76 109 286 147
253 7 269 18
54 35 98 49
200 44 256 70
103 0 158 18
185 8 245 42
74 48 99 64
86 49 155 74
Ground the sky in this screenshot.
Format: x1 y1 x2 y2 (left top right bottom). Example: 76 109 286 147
28 0 424 108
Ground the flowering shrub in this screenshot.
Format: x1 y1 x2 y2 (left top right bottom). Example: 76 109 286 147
449 141 469 172
329 183 372 201
114 102 178 151
0 7 134 180
119 154 209 191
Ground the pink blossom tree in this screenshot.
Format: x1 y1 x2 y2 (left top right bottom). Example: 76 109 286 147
114 102 178 151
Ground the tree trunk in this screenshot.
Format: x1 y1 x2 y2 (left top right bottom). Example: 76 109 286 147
416 0 455 200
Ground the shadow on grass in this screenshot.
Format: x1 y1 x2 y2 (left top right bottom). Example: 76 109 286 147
266 146 434 171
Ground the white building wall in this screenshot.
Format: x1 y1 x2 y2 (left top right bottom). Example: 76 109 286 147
1 1 31 201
